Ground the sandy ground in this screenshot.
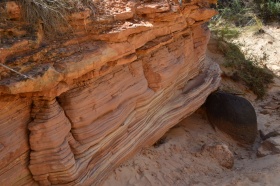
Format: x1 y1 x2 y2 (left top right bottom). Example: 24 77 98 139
233 23 280 76
102 24 280 186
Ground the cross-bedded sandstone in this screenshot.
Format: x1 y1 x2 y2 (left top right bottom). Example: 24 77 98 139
0 0 220 185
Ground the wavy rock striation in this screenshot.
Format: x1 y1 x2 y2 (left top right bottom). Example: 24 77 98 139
0 0 220 185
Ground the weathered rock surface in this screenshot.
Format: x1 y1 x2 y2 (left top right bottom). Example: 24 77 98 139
201 144 234 169
258 136 280 157
0 0 220 185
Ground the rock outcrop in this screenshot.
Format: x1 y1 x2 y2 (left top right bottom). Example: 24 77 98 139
258 137 280 157
205 91 258 144
0 0 220 185
201 144 234 169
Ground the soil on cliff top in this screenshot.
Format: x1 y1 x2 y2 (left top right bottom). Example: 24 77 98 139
103 23 280 186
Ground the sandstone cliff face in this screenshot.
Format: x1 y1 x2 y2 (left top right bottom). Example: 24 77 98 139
0 0 220 185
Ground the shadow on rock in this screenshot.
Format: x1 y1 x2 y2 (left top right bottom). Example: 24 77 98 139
205 91 258 145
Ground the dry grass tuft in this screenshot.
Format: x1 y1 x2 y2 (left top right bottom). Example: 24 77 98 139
15 0 96 36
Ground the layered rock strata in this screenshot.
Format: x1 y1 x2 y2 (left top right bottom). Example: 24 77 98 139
0 0 220 185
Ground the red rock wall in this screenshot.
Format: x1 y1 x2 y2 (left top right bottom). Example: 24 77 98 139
0 96 33 185
0 0 220 185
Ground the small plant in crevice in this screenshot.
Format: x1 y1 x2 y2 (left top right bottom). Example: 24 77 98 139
218 40 274 99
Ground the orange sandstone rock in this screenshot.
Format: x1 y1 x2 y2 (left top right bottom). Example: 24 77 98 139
0 1 220 185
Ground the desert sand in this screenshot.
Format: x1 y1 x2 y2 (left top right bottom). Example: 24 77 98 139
103 24 280 186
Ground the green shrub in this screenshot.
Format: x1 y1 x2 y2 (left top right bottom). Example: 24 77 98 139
210 0 255 40
211 26 240 40
254 0 280 21
219 41 274 98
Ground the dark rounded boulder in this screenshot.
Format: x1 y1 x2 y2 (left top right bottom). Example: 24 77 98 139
205 91 258 144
